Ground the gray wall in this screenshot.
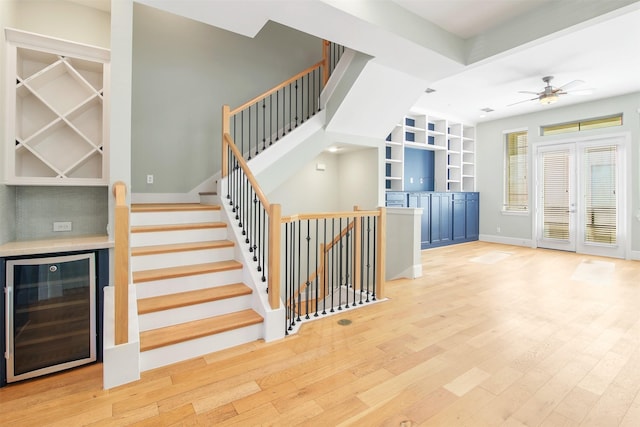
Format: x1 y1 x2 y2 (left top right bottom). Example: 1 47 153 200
337 148 379 211
131 4 322 193
476 91 640 254
0 0 110 244
267 147 379 216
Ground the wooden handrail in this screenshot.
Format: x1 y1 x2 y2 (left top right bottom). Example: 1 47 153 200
223 132 270 210
229 60 324 116
112 181 129 345
281 210 380 222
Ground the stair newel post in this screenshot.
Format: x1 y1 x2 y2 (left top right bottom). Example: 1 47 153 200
113 181 129 346
353 206 362 304
268 203 281 310
322 39 330 86
376 207 386 300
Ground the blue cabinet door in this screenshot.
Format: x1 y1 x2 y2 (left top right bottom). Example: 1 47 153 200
418 193 431 249
452 193 466 241
430 192 451 245
465 193 479 240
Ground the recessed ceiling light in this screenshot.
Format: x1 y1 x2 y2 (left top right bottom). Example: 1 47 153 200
481 107 494 113
328 146 339 153
425 88 436 93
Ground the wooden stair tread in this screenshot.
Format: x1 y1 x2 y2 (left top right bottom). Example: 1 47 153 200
131 203 220 212
138 283 252 314
131 240 234 256
131 222 226 233
133 260 242 283
139 309 263 352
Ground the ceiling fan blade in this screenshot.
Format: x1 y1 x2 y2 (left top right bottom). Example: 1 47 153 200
557 79 585 91
566 88 594 95
517 91 540 95
507 97 538 107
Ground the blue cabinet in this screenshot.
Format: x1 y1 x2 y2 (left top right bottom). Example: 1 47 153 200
465 192 479 240
452 193 467 242
429 192 452 247
386 191 479 249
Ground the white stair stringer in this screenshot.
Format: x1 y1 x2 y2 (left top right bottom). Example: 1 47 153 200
130 203 265 372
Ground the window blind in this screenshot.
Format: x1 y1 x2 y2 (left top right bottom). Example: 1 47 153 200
505 131 528 211
584 146 617 244
542 150 570 240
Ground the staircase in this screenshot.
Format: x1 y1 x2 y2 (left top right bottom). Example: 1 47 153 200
130 203 263 371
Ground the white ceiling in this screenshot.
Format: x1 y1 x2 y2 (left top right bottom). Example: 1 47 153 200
391 0 555 39
392 0 640 123
75 0 640 125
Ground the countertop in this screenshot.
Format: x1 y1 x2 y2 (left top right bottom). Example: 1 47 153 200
0 235 113 257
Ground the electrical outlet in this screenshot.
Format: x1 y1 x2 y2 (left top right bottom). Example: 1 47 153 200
497 226 501 233
146 174 154 184
53 221 72 232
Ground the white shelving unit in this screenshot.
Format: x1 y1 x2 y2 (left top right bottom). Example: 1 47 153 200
4 29 110 186
385 112 475 192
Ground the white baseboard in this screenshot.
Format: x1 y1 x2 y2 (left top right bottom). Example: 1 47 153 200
387 264 422 280
479 234 533 248
630 250 640 261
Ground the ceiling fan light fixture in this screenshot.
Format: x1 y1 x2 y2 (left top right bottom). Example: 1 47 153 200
539 94 558 105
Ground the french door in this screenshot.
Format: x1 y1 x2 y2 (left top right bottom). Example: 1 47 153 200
536 137 625 258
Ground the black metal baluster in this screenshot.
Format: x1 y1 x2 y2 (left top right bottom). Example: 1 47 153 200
305 220 310 320
285 222 291 332
262 98 266 152
321 218 327 315
314 219 319 317
345 217 350 309
366 216 371 302
261 208 266 282
317 67 322 112
296 220 302 322
337 217 343 310
372 216 377 301
330 218 338 313
269 94 273 146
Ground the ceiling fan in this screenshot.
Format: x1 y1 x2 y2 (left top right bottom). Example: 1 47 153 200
508 76 592 106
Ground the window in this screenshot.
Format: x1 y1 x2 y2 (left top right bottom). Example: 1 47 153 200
541 114 622 136
504 130 528 212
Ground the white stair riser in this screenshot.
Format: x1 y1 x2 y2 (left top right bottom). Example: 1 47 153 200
138 295 253 332
131 209 220 226
199 195 219 205
131 227 227 247
135 269 243 299
131 246 234 272
140 323 263 371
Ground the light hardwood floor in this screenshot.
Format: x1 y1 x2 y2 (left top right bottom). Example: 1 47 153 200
2 241 640 426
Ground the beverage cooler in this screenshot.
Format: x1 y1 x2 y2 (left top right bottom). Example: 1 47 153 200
4 253 96 383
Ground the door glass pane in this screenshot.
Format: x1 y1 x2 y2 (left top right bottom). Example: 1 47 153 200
542 150 570 240
584 146 617 244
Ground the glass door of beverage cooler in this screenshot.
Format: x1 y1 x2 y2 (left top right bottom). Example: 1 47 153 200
6 253 96 382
